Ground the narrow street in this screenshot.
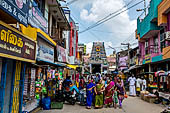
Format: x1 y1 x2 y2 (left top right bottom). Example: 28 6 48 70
37 97 165 113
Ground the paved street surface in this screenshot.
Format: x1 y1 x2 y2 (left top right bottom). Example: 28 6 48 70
37 97 165 113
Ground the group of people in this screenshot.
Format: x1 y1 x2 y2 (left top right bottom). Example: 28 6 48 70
86 74 126 109
128 75 147 97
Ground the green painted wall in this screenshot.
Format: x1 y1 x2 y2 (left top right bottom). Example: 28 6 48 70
137 0 162 38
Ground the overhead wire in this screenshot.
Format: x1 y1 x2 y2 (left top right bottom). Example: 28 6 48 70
66 0 80 6
70 13 101 42
86 0 136 29
79 0 143 34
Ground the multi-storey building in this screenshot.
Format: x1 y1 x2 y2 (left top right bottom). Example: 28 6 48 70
136 0 165 72
0 0 78 113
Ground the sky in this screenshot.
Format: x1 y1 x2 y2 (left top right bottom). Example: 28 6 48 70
61 0 150 55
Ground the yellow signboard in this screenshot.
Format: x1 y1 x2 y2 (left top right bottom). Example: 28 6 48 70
145 54 151 64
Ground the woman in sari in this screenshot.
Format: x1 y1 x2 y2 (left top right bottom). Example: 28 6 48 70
116 78 126 109
86 78 95 109
104 79 114 107
94 79 105 108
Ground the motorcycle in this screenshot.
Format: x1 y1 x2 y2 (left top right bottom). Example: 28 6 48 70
63 89 76 105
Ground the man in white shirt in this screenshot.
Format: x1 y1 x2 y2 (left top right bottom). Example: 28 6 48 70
128 75 136 96
142 77 147 91
136 77 142 96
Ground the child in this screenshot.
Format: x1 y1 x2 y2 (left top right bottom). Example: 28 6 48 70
113 86 118 109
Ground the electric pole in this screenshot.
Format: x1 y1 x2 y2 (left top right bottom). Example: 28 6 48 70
144 0 146 16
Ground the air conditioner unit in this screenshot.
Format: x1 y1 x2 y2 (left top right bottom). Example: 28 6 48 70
165 31 170 40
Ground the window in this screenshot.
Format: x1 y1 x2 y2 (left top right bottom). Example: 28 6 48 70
160 28 166 52
145 40 149 55
153 36 158 53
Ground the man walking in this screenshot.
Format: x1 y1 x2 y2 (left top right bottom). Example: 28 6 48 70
128 75 136 96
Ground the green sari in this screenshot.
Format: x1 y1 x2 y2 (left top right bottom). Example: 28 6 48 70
95 83 104 107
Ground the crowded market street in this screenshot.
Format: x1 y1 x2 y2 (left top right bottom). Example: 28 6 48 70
37 96 165 113
0 0 170 113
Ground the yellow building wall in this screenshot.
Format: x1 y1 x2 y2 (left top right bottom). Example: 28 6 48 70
158 0 170 26
163 46 170 59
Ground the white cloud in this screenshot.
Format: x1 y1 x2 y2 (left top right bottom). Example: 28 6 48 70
75 0 140 55
80 0 137 44
80 9 98 22
85 42 93 54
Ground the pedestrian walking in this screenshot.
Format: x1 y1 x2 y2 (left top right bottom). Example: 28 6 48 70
104 79 114 107
94 79 105 108
86 78 95 109
116 78 126 109
113 86 118 109
128 75 136 96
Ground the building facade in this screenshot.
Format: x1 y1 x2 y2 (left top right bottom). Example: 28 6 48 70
0 0 79 113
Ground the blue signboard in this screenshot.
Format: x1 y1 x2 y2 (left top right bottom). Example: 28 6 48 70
0 0 29 26
28 1 48 33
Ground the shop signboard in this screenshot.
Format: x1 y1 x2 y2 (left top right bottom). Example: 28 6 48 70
145 54 151 64
37 38 54 63
119 56 128 67
57 45 66 62
0 0 29 26
0 21 36 63
28 1 48 33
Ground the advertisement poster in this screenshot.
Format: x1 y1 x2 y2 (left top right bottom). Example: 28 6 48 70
57 45 66 62
23 70 28 96
119 56 128 67
28 1 48 33
37 38 54 63
30 68 36 97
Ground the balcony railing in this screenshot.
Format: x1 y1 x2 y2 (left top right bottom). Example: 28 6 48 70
145 45 159 55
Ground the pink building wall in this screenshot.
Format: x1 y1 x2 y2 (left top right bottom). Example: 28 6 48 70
139 32 161 62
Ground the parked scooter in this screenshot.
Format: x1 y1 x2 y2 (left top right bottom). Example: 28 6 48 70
63 89 76 105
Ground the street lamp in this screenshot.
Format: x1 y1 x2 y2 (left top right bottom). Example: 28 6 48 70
136 0 146 16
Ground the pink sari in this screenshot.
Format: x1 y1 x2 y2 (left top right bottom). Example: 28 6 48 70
104 81 115 105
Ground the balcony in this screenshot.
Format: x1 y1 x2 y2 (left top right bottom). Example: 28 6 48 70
48 0 70 30
145 45 159 55
163 46 170 59
158 0 170 26
137 0 162 38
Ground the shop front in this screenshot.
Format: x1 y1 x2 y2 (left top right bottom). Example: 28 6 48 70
0 21 36 113
22 28 66 112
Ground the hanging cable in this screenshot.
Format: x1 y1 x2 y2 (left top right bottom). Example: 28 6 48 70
79 0 143 34
86 0 136 29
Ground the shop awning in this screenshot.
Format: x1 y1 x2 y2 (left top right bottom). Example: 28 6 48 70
67 64 79 70
156 70 167 76
37 28 56 46
128 65 141 71
36 59 64 67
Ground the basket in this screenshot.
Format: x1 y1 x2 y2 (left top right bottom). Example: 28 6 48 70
51 102 63 109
